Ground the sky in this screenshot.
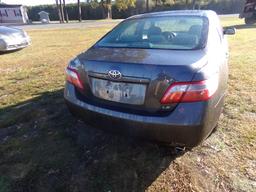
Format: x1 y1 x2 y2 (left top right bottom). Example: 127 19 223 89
1 0 78 6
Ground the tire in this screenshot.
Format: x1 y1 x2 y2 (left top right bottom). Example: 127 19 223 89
245 17 256 25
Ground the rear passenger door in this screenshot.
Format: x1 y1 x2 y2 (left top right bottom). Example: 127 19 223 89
208 20 229 94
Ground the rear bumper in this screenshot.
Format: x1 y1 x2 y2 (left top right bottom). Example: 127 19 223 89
64 83 219 147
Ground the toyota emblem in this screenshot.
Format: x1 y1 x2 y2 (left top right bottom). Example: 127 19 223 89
108 70 122 80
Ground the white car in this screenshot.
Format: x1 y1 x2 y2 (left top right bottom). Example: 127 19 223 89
0 26 31 52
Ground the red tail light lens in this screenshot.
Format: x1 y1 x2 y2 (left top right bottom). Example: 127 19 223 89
160 74 219 104
66 67 84 90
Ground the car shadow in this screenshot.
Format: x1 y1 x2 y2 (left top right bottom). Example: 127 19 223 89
0 89 185 192
226 24 256 30
0 49 23 55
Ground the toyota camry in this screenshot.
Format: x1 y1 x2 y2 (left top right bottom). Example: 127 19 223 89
64 10 235 148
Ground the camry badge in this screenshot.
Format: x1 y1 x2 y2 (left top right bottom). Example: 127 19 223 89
108 70 122 80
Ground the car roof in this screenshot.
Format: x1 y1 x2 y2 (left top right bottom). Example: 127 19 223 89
127 10 217 20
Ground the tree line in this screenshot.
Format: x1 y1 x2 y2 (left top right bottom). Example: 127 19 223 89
53 0 137 22
27 0 244 22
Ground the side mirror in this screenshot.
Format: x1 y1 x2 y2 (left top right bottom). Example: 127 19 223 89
223 27 236 35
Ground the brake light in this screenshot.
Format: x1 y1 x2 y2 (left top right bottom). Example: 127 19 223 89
66 67 84 90
160 74 219 104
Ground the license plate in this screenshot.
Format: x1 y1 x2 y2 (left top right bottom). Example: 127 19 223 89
91 78 146 105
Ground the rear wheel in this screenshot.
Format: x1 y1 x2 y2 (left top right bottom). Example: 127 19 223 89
245 17 256 25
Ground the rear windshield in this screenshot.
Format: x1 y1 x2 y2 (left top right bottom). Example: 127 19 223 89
97 16 208 50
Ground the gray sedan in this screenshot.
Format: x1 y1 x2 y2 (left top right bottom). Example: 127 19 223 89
0 26 31 52
64 10 235 148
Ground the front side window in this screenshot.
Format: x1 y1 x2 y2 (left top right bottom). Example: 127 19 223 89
97 16 208 50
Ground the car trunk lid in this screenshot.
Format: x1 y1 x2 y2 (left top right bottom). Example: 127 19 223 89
74 47 207 114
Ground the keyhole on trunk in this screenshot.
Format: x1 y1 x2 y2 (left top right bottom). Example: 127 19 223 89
107 90 109 94
125 93 128 97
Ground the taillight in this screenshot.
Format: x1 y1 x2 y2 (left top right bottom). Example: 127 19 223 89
66 67 84 90
160 74 219 104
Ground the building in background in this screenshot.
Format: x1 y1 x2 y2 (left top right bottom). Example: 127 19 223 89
0 4 29 24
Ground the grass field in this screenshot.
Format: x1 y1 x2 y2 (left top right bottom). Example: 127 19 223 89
0 17 255 192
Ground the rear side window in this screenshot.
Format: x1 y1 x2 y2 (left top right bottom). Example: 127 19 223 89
97 16 208 50
120 22 138 38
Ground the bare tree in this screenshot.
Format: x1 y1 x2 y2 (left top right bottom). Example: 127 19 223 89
185 0 189 9
59 0 65 23
106 0 112 19
55 0 62 23
192 0 196 9
63 0 69 22
78 0 82 22
146 0 149 12
99 0 112 19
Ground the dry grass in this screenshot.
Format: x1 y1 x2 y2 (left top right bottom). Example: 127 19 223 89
0 17 255 192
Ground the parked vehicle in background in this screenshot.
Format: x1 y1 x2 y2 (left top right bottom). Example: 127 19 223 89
64 10 235 148
239 0 256 24
0 26 30 51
